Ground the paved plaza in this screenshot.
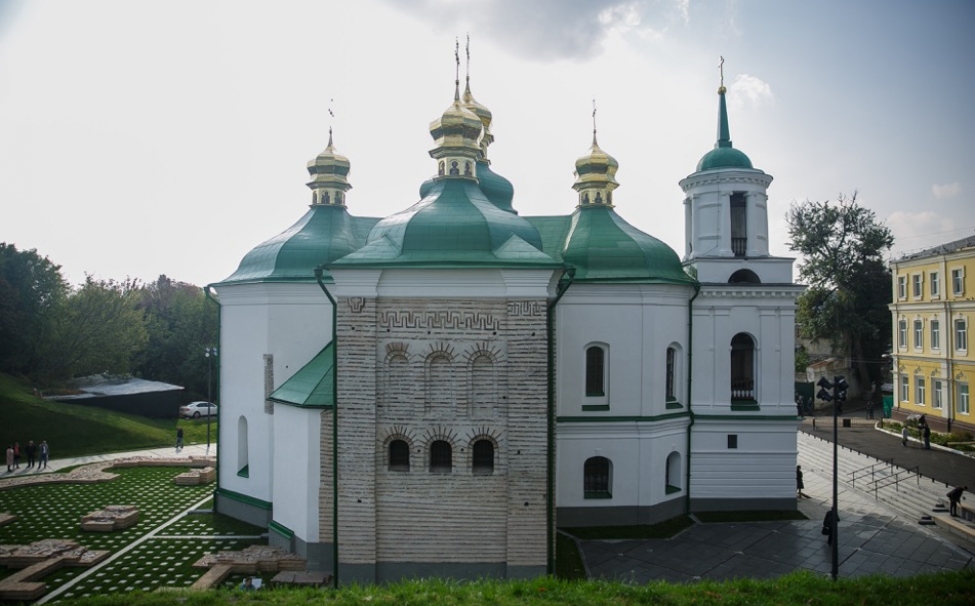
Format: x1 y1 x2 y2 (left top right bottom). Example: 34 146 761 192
577 430 975 583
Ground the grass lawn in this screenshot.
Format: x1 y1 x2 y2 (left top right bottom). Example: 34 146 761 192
0 373 216 457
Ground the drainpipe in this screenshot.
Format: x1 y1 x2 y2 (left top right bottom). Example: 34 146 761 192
314 266 339 589
203 286 221 497
546 266 575 575
944 299 953 433
684 283 701 514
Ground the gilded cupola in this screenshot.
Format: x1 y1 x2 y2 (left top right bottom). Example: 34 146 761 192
572 103 619 208
428 39 483 181
306 128 352 207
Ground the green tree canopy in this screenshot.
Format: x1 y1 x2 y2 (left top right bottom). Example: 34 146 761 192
787 192 894 392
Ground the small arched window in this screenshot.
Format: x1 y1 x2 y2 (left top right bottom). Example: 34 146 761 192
389 439 410 472
665 451 682 493
584 456 612 498
666 347 677 402
585 346 606 397
430 440 452 473
472 439 494 475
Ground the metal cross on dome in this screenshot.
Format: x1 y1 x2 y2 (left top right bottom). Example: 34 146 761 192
719 55 725 87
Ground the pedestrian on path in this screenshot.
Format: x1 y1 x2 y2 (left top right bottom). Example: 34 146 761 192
176 427 184 452
39 441 49 470
25 440 36 468
822 509 839 545
923 423 931 450
946 485 967 517
5 445 12 472
797 465 808 498
902 425 909 447
13 442 20 469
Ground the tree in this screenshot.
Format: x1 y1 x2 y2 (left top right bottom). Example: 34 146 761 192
35 276 149 382
135 275 218 397
787 192 894 394
0 243 68 376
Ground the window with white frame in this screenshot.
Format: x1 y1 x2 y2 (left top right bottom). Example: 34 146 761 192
931 319 941 350
952 268 965 296
900 375 909 402
914 320 923 349
933 380 944 409
912 274 923 298
959 383 970 415
915 376 926 405
930 272 940 297
956 319 968 352
898 319 907 348
897 276 907 299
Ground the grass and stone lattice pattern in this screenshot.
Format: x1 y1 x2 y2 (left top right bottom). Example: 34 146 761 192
0 466 266 601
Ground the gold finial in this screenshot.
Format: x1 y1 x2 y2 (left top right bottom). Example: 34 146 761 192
454 37 460 101
465 33 471 88
327 100 335 148
718 56 726 93
591 98 598 146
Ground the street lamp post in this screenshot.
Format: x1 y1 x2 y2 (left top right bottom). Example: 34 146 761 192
817 374 848 581
205 347 218 455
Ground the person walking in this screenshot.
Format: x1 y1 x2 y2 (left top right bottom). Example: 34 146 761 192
946 485 968 517
902 425 909 447
923 423 931 450
13 442 20 469
5 445 12 472
822 509 839 545
796 465 808 498
39 440 49 470
25 440 36 469
176 427 184 452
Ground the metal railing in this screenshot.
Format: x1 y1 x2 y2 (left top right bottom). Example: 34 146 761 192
847 458 895 489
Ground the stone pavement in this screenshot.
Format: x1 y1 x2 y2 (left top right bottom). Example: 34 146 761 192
576 433 974 583
0 443 213 482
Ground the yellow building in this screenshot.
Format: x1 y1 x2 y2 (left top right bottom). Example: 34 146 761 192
889 235 975 433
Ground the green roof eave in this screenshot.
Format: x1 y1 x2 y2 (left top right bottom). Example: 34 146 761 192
211 275 333 288
267 342 334 408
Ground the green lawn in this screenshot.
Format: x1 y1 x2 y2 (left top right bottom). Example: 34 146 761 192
0 373 216 458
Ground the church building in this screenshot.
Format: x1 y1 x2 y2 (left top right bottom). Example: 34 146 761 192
209 55 802 584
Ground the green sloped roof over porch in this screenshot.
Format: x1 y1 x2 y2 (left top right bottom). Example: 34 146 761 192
267 343 334 408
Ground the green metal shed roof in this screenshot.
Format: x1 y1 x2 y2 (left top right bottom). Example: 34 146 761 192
267 343 334 408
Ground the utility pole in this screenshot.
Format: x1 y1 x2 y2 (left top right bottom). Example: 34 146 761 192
817 374 848 580
205 347 218 455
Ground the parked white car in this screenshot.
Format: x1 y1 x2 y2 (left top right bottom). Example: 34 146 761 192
179 401 218 418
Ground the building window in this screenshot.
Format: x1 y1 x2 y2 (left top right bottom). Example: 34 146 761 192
665 451 682 493
931 320 941 350
952 268 965 296
915 376 926 406
914 320 923 349
912 274 923 299
430 440 452 473
959 383 970 415
472 439 494 475
585 346 606 397
897 276 907 299
727 434 738 449
584 456 612 498
730 334 755 401
930 272 940 297
730 192 747 257
956 319 968 352
898 319 907 348
666 347 676 402
933 380 944 410
389 439 410 472
900 375 909 402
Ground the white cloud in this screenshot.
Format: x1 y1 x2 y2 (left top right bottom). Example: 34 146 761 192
931 182 961 199
887 211 958 254
729 74 773 106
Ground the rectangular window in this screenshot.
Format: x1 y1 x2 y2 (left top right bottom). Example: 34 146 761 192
898 319 907 348
912 274 923 298
900 375 909 402
933 380 943 409
727 434 738 449
897 276 907 299
665 347 676 401
931 319 941 350
956 319 968 351
916 377 925 405
585 346 606 397
959 383 970 415
914 320 923 349
952 268 965 296
930 272 940 297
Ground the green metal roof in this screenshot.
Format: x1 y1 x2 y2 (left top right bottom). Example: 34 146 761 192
267 343 333 408
330 179 557 268
558 206 696 284
417 160 516 214
218 206 379 285
695 88 754 172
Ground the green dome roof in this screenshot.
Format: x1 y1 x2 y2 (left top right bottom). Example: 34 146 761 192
562 206 694 284
331 179 554 268
476 161 515 213
697 146 753 171
219 206 376 284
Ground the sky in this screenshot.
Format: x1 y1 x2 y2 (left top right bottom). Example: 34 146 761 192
1 0 973 288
